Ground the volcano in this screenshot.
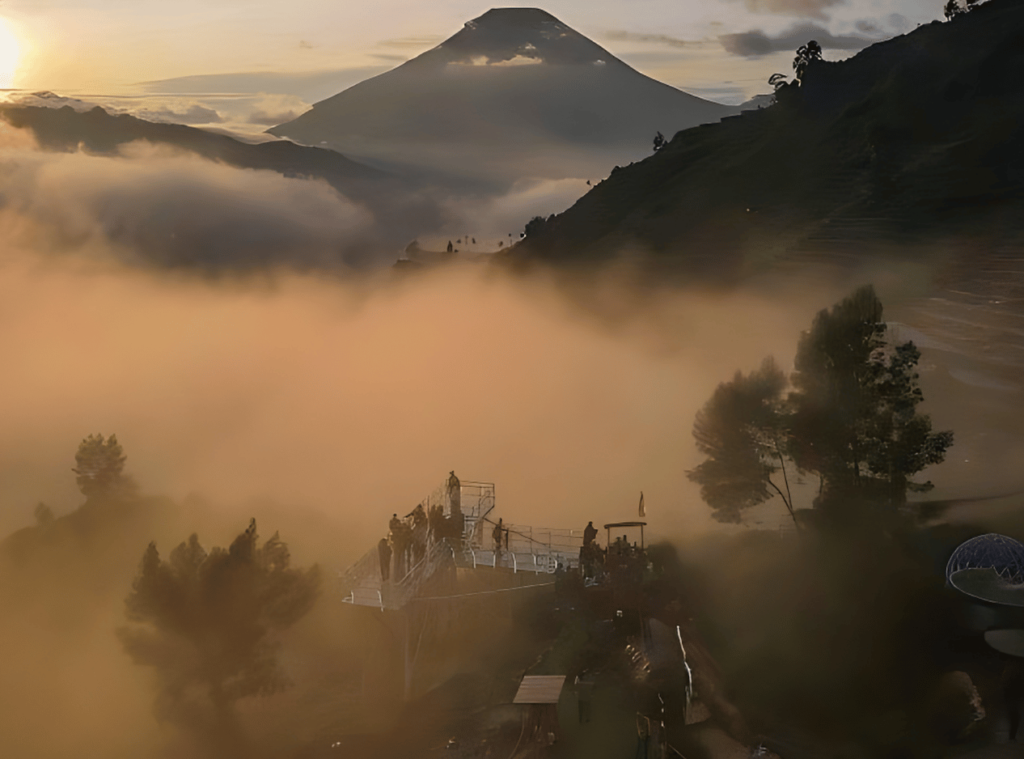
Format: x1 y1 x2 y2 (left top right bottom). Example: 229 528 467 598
268 8 736 187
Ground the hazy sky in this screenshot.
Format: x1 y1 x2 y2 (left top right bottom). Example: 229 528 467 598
2 0 945 103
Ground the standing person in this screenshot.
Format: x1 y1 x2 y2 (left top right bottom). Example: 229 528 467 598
447 471 463 546
412 503 427 530
388 513 402 577
447 471 462 516
377 537 392 581
391 517 410 579
582 521 599 579
492 518 504 563
428 504 442 545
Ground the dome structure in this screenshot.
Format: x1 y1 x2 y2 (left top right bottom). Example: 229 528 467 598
945 533 1024 584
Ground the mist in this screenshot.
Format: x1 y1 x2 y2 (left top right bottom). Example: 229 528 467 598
0 142 1021 757
0 217 858 757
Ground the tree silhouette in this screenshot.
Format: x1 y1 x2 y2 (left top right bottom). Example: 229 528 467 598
944 0 965 18
524 215 550 239
119 520 321 747
73 433 133 499
793 40 823 82
688 357 797 526
790 285 953 512
690 286 953 526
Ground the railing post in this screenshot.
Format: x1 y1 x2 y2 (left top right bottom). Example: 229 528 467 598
513 553 518 573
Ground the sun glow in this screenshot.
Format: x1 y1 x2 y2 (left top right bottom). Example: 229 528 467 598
0 18 21 89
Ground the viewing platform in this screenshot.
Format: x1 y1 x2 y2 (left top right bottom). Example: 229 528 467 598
339 474 586 610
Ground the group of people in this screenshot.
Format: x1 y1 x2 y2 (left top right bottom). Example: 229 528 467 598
578 521 648 584
377 472 466 582
377 506 427 582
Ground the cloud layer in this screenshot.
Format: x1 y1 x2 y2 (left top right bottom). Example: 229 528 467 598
739 0 845 20
720 22 882 57
0 139 380 270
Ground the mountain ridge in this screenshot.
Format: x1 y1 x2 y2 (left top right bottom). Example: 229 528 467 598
508 0 1024 278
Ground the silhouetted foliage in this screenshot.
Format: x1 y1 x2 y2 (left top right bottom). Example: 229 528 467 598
768 72 797 107
73 433 134 499
523 215 550 239
118 520 321 746
944 0 966 19
790 285 953 513
652 131 667 152
690 286 953 526
688 358 797 525
793 40 823 82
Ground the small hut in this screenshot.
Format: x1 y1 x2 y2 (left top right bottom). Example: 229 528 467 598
513 675 565 753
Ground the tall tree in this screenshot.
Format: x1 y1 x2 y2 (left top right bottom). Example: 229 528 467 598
689 285 953 526
790 285 953 512
687 357 797 526
119 520 321 747
73 433 132 499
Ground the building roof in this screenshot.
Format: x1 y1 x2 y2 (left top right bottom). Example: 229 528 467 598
513 675 566 704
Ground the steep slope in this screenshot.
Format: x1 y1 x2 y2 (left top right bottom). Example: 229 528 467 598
269 8 736 187
510 0 1024 277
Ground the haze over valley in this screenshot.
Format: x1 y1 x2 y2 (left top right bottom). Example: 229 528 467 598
1 2 1024 758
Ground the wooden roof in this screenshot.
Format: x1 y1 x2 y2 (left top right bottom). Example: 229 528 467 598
513 675 566 704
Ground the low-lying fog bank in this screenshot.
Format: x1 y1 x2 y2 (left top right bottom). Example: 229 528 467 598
0 229 1022 758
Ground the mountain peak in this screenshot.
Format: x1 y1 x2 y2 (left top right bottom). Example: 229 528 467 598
267 6 736 187
437 7 613 66
469 8 560 25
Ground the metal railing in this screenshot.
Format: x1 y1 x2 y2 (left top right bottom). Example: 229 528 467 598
341 537 456 610
414 479 495 522
468 521 584 573
339 476 597 604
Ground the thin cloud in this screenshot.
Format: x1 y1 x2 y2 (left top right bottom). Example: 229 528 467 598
247 109 299 126
377 35 442 49
720 22 882 58
138 68 392 102
603 30 695 48
135 104 222 125
738 0 845 21
887 14 911 33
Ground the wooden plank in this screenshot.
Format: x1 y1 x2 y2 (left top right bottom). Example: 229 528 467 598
513 675 566 704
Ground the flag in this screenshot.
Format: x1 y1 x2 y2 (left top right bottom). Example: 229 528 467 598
638 491 645 518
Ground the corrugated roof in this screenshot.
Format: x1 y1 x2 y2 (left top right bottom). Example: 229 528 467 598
513 675 566 704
